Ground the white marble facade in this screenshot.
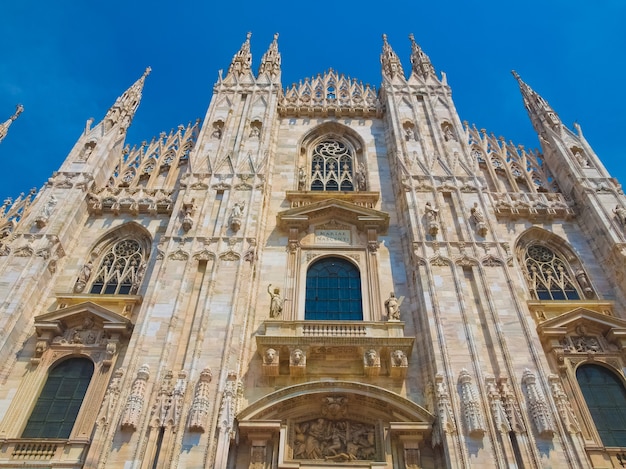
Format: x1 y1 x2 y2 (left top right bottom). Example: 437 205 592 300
0 33 624 468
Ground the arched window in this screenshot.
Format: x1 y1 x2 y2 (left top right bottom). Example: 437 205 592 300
577 364 626 447
523 244 580 300
305 257 362 320
22 358 94 439
90 238 145 295
310 140 354 191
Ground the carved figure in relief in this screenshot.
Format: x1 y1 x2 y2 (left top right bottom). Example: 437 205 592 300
264 348 277 365
291 348 305 365
293 418 376 461
573 336 601 353
384 292 403 320
321 396 348 419
364 349 378 367
267 284 283 318
298 166 307 190
249 125 260 138
391 350 408 367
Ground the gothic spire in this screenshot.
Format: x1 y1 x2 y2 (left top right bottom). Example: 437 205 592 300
228 32 253 78
409 33 435 79
512 70 561 130
380 34 404 79
104 67 151 132
0 104 23 144
258 33 281 78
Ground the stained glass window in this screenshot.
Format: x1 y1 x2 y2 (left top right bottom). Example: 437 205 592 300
524 244 580 300
22 358 94 439
577 365 626 447
305 257 362 320
90 239 144 295
310 140 354 191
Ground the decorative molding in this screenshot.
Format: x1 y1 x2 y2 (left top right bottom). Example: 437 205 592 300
548 374 581 434
458 369 485 437
189 368 213 432
522 369 555 438
121 364 150 431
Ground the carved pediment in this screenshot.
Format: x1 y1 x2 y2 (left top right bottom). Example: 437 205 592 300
536 306 626 353
277 196 389 233
35 301 133 339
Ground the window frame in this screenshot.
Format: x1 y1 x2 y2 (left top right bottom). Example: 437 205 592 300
304 256 364 321
576 363 626 448
22 357 95 439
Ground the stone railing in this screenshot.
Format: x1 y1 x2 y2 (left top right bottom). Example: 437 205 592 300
0 439 88 467
256 320 414 378
302 323 367 337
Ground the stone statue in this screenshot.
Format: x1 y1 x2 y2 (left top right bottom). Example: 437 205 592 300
267 284 283 318
575 269 594 298
384 292 403 320
471 202 488 237
405 126 415 141
425 201 439 236
298 166 307 190
231 202 244 220
470 202 484 222
614 205 626 226
229 202 245 232
444 125 456 142
74 260 94 293
356 163 366 191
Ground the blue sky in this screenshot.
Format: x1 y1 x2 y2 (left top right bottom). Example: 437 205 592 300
0 1 624 198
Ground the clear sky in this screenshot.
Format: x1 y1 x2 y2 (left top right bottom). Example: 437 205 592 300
0 1 624 199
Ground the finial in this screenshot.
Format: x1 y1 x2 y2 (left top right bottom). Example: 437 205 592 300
0 104 24 144
273 32 279 41
246 31 252 40
382 33 388 43
144 66 152 77
409 33 415 42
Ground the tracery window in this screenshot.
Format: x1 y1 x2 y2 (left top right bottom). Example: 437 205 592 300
577 364 626 447
90 238 145 295
523 244 580 300
305 257 362 320
310 140 354 191
22 358 94 439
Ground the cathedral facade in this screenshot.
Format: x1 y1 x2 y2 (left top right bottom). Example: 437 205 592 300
0 33 624 468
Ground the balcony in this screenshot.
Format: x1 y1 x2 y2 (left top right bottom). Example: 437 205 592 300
0 439 88 468
256 320 414 379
